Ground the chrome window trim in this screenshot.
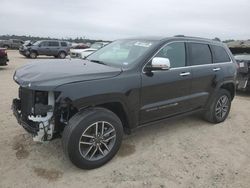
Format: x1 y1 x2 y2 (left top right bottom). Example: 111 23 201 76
142 40 233 74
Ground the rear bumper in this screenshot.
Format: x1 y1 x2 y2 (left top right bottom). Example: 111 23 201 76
12 99 39 135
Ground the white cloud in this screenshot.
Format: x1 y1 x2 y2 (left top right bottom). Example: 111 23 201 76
0 0 249 40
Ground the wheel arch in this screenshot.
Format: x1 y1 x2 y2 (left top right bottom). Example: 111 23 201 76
218 81 236 100
60 96 134 134
30 49 38 54
3 44 10 48
96 102 131 134
58 50 67 55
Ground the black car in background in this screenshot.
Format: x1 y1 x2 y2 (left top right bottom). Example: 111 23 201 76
19 40 70 59
0 48 9 66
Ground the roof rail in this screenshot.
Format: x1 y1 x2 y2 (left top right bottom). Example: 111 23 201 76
174 35 185 37
212 37 221 42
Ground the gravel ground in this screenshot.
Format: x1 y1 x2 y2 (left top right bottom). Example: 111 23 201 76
0 50 250 188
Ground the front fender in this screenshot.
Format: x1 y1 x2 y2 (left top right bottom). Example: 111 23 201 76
55 73 141 129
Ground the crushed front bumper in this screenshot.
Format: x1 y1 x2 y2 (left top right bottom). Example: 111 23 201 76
12 99 39 135
19 49 30 57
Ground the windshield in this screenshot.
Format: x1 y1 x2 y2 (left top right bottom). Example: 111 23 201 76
32 41 41 46
87 39 156 67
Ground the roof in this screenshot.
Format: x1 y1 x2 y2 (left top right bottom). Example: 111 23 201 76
122 35 223 45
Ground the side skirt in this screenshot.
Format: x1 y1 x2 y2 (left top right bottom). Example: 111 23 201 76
131 108 204 133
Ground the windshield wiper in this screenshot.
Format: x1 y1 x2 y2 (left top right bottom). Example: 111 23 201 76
89 59 107 65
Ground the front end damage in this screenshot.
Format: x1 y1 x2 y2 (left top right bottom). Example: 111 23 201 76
12 87 65 142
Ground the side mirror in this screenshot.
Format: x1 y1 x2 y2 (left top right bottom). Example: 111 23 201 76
145 57 170 72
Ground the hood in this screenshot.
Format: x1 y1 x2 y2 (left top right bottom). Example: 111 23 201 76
14 59 122 90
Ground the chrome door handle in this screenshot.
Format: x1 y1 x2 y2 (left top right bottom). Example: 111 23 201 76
180 72 191 76
213 68 221 72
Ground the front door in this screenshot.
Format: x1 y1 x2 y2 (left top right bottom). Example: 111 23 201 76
38 41 49 55
140 42 192 124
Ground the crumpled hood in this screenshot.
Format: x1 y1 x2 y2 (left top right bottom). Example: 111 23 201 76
14 59 122 90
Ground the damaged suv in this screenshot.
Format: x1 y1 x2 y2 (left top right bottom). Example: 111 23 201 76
12 36 237 169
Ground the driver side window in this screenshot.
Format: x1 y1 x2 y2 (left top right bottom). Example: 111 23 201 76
155 42 186 68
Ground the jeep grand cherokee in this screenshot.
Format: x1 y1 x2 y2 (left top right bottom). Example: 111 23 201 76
12 36 237 169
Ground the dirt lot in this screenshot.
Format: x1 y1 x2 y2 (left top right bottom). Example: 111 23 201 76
0 50 250 188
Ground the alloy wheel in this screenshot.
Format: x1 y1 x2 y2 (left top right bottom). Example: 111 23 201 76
215 95 229 120
78 121 116 161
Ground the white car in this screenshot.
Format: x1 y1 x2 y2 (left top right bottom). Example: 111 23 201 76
70 42 109 59
70 48 96 59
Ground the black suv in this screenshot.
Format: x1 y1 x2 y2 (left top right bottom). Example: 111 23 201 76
19 40 70 59
12 36 237 169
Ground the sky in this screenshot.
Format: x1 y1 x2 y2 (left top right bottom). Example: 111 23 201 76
0 0 249 40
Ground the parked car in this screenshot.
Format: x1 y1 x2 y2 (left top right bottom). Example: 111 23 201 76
235 54 250 90
12 36 237 169
19 40 70 59
70 42 109 59
22 40 34 47
71 43 89 49
0 39 24 49
0 48 9 66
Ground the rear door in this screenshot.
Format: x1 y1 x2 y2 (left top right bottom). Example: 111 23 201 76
140 42 192 124
47 41 60 56
187 42 222 109
60 42 69 54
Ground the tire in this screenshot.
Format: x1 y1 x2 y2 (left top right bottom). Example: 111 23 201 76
203 89 232 123
58 51 66 59
3 45 9 49
29 51 37 59
62 107 123 169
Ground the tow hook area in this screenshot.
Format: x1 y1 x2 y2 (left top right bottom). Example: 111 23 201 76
28 92 55 142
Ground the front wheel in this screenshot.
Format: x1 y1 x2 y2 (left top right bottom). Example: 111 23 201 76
62 108 123 169
203 89 232 123
29 51 37 59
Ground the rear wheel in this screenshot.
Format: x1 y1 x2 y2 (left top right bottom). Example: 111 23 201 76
3 45 9 49
58 51 66 59
203 89 231 123
62 108 123 169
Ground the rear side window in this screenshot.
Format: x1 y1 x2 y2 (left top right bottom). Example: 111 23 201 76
48 41 59 47
211 45 231 63
188 43 212 65
61 42 67 47
155 42 186 68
